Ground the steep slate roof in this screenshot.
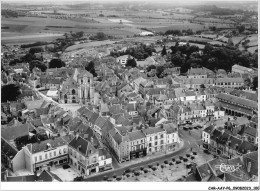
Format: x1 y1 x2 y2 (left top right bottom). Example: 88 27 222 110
242 151 258 177
94 116 107 127
69 136 96 156
163 123 178 134
223 173 243 181
216 93 257 110
207 157 228 177
147 88 164 96
128 130 145 141
109 104 124 115
1 124 30 141
196 163 212 180
228 136 243 150
243 126 256 137
229 89 258 102
89 112 99 124
24 99 44 110
217 132 230 145
143 127 165 135
100 102 109 113
210 129 223 142
189 103 205 111
215 77 244 83
38 170 62 182
238 141 257 154
27 137 67 154
1 138 18 159
203 125 215 134
228 157 251 181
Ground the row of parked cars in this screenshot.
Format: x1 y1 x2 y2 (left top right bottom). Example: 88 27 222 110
183 124 203 131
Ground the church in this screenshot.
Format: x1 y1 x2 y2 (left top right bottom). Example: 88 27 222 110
59 68 94 105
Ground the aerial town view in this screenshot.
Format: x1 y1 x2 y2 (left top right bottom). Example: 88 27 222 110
1 0 259 187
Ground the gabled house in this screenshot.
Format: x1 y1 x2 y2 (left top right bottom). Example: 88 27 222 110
202 125 215 149
128 130 147 159
68 135 99 177
143 126 166 155
109 126 130 163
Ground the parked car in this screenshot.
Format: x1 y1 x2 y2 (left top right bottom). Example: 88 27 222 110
63 164 70 169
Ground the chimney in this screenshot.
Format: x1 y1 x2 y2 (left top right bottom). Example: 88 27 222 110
77 145 81 151
46 143 51 150
247 162 252 173
4 170 8 181
221 129 225 135
75 133 79 140
235 144 239 150
228 140 231 147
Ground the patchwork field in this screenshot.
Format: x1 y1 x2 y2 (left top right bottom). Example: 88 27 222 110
231 36 246 45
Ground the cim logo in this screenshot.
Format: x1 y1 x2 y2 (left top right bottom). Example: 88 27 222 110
215 163 242 173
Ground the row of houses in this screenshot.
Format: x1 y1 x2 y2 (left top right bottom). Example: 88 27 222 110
76 105 180 163
1 100 113 179
202 121 258 159
186 151 258 182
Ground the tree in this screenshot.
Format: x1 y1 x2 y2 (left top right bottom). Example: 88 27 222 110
21 53 38 63
143 169 148 177
237 25 245 33
156 65 165 78
113 174 117 179
169 162 173 170
103 176 108 181
161 46 167 56
171 52 184 67
76 31 84 38
116 176 122 181
9 59 20 66
29 60 47 72
209 26 217 31
64 33 68 39
85 61 97 77
49 59 66 68
161 164 165 172
152 167 157 175
252 76 258 90
227 38 234 46
29 47 43 55
96 32 106 40
134 171 140 180
126 58 137 68
200 84 206 89
1 84 21 102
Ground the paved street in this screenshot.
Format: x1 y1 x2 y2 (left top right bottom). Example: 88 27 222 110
83 127 204 182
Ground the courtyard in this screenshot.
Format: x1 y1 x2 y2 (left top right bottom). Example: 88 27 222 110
51 166 80 182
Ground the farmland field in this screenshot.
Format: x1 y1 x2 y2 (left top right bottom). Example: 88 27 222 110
1 16 139 44
231 36 246 45
247 46 258 54
178 36 211 43
65 40 117 52
246 34 258 47
149 23 206 33
1 33 64 44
